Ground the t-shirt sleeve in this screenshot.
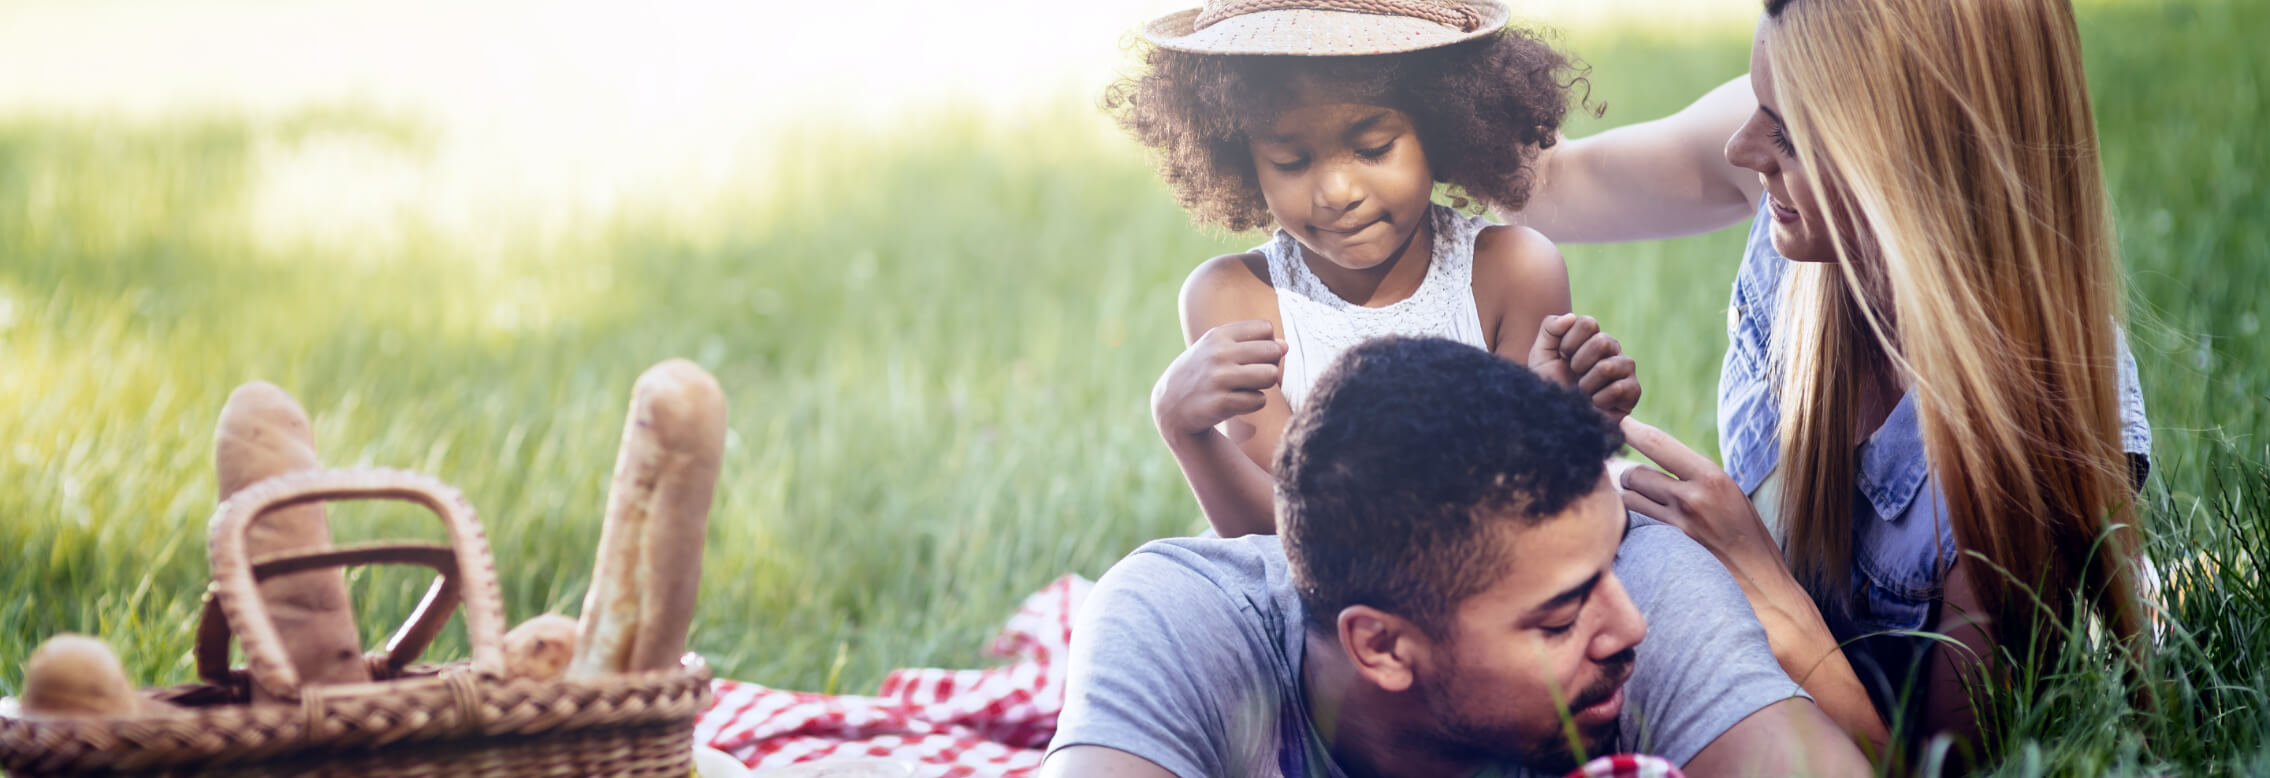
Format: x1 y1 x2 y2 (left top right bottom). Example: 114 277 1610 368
1046 548 1276 778
1617 517 1811 766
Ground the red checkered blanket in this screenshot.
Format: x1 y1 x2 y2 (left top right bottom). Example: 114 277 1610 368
694 575 1683 778
696 575 1090 776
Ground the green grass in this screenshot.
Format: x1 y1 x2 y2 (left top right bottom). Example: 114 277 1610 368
1 0 2265 774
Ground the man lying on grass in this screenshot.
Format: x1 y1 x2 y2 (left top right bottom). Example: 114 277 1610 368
1041 336 1865 777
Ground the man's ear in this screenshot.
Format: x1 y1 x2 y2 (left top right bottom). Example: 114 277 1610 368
1337 605 1430 693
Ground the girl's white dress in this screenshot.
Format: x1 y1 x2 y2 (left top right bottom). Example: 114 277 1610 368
1260 202 1493 409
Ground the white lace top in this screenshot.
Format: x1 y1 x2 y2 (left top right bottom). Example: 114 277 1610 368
1263 203 1491 410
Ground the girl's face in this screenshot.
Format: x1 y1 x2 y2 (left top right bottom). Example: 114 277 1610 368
1725 20 1839 262
1249 88 1436 272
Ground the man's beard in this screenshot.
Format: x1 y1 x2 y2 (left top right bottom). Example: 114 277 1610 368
1417 647 1637 775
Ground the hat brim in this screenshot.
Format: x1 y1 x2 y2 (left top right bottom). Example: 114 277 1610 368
1143 1 1510 56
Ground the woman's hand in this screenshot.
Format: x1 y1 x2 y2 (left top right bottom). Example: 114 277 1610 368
1616 416 1891 747
1151 320 1287 440
1616 416 1824 659
1526 314 1641 422
1615 417 1788 591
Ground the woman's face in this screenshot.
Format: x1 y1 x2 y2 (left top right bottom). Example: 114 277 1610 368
1249 84 1436 272
1725 20 1839 262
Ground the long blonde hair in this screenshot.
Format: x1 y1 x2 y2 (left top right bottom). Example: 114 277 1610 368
1763 0 2145 655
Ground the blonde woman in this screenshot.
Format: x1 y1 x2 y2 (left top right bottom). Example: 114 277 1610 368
1506 0 2154 759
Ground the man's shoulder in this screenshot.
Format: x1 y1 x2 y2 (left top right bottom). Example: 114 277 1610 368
1055 535 1303 778
1616 514 1722 587
1091 534 1291 626
1119 532 1288 577
1613 513 1779 657
1075 534 1302 695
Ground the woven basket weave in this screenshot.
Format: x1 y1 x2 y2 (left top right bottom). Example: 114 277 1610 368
0 469 713 777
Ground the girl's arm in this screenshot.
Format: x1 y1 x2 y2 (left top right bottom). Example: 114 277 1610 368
1496 75 1765 244
1153 254 1294 537
1475 224 1575 361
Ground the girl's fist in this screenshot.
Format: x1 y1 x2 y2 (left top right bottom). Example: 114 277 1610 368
1153 320 1287 438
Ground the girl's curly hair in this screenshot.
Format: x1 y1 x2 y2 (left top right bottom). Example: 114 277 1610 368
1104 30 1589 232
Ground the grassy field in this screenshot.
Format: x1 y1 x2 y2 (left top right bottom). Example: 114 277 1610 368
2 0 2265 774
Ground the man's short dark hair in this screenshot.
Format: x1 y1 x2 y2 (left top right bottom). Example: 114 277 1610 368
1276 336 1625 639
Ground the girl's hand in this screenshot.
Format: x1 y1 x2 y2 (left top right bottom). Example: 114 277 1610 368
1526 314 1641 422
1152 320 1287 439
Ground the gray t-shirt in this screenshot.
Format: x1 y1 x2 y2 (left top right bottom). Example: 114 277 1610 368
1047 515 1807 777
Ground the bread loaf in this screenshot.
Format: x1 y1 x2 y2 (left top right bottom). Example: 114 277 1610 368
20 635 138 718
503 614 578 682
569 360 727 677
19 634 179 718
214 382 369 698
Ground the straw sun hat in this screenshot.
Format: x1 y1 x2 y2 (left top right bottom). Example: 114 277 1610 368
1143 0 1512 56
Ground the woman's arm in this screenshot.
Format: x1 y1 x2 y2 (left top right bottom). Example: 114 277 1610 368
1497 75 1765 244
1742 562 1896 753
1920 558 1990 762
1616 417 1892 751
1683 698 1874 777
1153 254 1294 537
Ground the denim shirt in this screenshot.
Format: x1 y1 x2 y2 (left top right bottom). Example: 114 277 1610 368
1716 197 2154 716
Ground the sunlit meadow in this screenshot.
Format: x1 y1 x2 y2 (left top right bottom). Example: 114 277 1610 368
1 0 2264 774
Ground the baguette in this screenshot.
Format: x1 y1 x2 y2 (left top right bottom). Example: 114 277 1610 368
214 382 369 697
569 360 727 677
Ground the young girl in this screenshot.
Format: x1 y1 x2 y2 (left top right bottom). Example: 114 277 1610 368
1108 0 1641 537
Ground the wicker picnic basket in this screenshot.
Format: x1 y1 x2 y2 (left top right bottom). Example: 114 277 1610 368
0 468 714 777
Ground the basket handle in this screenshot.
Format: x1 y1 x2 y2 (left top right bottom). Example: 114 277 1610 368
195 543 466 687
203 468 508 702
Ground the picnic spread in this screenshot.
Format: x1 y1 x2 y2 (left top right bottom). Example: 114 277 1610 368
0 360 726 777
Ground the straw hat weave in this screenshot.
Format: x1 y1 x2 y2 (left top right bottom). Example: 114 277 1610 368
1144 0 1512 56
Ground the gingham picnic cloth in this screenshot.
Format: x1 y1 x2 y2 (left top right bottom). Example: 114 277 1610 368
696 575 1092 776
695 574 1688 778
1565 754 1685 778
